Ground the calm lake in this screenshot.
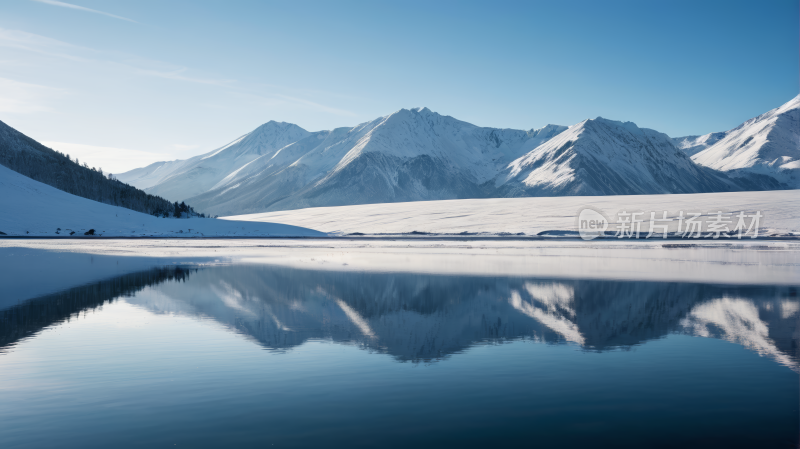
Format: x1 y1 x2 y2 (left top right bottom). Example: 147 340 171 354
1 263 797 448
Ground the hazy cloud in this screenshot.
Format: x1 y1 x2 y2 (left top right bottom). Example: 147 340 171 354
30 0 138 23
171 144 199 151
42 141 175 173
135 68 235 87
274 94 357 117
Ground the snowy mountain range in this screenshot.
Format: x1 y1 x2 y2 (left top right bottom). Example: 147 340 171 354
115 97 797 216
119 109 575 215
673 95 799 188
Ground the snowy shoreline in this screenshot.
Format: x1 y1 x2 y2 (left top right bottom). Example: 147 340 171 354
1 234 799 240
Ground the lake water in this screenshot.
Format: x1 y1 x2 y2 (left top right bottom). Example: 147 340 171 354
1 263 797 448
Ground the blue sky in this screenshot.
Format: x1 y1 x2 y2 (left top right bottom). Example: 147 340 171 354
0 0 797 172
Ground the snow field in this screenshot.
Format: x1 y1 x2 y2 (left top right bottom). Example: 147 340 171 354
226 190 800 236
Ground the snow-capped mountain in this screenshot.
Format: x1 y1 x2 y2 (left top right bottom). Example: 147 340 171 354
116 121 311 201
686 95 799 188
496 117 737 196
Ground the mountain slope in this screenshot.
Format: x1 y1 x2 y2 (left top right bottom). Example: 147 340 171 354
0 163 323 237
0 120 180 216
672 132 728 156
497 117 738 196
689 95 799 188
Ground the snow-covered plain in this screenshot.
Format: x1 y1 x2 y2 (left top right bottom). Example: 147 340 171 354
0 164 324 237
226 189 800 236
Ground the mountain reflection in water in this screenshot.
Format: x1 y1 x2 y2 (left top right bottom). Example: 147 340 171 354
3 265 797 371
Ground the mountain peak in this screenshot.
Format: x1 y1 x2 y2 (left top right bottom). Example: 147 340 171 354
254 120 308 133
388 107 436 118
777 93 800 114
591 117 640 131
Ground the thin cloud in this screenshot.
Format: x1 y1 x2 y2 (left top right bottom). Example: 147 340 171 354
0 28 93 63
30 0 138 23
0 29 234 86
0 28 355 119
274 94 357 117
135 68 235 87
0 77 66 114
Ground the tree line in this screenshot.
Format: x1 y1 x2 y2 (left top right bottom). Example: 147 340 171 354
0 120 205 218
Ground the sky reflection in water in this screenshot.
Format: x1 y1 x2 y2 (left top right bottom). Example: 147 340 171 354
0 264 797 448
